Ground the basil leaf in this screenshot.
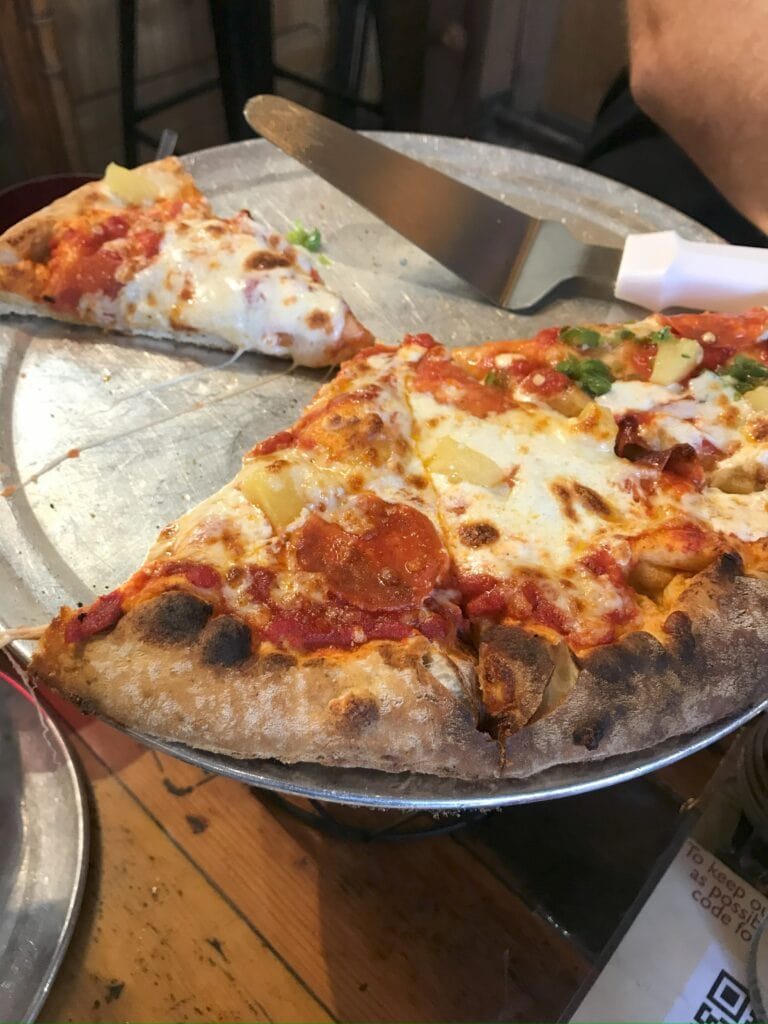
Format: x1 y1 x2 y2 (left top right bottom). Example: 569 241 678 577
619 328 635 340
286 222 323 252
556 355 614 397
560 326 600 349
483 370 505 388
717 354 768 393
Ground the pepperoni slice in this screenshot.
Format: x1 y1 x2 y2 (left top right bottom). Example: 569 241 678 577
615 415 705 488
294 495 448 612
65 589 124 643
662 310 768 348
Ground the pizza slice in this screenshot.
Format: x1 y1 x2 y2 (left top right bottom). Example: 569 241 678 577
30 341 498 777
0 157 371 367
403 313 768 775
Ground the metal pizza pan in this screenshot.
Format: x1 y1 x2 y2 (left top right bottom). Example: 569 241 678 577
1 133 755 809
0 681 88 1022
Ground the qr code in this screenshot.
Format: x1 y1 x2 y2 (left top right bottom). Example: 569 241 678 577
694 969 756 1023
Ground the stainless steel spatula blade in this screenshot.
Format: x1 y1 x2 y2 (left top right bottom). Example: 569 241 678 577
244 94 621 310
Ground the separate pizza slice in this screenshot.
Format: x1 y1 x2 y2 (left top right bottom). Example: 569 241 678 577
0 157 371 367
30 341 498 777
403 313 768 775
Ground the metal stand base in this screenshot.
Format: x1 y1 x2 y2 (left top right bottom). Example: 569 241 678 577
251 788 489 841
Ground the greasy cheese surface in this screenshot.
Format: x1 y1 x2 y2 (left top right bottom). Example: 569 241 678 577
76 215 350 367
144 346 450 630
136 330 768 653
409 388 655 575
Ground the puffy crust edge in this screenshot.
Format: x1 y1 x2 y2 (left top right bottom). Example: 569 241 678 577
501 554 768 777
30 601 499 779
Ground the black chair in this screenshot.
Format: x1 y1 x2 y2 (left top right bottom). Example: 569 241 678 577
118 0 384 167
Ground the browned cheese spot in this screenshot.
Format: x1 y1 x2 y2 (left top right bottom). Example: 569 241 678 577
225 565 245 585
573 483 612 518
458 522 500 548
751 418 768 442
406 474 428 490
327 690 379 729
550 480 577 522
205 223 226 238
158 522 178 541
125 301 136 316
146 292 157 307
245 251 291 272
178 279 194 303
306 309 332 333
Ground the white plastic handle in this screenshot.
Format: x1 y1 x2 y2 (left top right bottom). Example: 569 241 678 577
615 230 768 312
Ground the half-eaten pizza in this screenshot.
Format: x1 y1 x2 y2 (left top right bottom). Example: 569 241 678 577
28 310 768 778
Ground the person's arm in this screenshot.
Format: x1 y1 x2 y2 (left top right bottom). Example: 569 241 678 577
628 0 768 233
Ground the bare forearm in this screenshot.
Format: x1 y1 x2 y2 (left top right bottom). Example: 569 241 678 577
628 0 768 232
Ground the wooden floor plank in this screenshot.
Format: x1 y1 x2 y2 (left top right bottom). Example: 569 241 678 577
41 732 331 1024
72 718 588 1022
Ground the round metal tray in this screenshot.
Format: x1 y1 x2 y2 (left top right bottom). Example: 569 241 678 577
1 134 758 809
0 680 88 1021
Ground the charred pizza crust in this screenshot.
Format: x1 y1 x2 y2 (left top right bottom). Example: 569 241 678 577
501 554 768 776
31 590 499 778
30 555 768 779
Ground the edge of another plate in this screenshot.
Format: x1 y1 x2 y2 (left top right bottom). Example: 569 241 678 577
0 682 89 1022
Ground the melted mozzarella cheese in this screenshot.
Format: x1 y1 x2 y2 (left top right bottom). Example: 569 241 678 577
597 370 749 455
685 488 768 541
597 380 682 416
148 485 274 568
408 391 668 577
81 219 349 366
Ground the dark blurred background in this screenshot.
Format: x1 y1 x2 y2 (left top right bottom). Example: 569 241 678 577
0 0 626 184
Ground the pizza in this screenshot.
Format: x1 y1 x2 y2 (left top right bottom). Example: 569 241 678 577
0 158 371 367
28 310 768 779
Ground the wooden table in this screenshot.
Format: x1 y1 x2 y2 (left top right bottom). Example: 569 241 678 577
19 671 720 1023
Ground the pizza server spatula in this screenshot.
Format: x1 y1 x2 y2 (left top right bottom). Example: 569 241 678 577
244 94 768 314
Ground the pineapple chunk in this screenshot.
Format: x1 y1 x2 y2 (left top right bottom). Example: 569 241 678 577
574 401 617 442
104 162 160 205
745 385 768 411
650 337 703 385
239 459 337 529
427 437 505 487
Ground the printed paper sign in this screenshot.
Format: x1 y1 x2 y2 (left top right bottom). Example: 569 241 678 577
570 839 767 1022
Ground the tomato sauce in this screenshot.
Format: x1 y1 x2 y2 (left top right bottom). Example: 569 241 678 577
64 589 124 643
413 350 513 417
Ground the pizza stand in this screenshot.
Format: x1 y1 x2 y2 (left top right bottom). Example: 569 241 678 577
1 137 767 1020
